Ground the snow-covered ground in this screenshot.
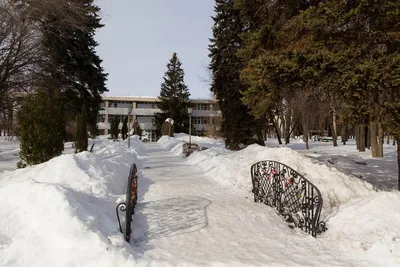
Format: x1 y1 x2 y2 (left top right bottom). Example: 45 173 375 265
0 134 399 266
0 138 145 267
266 138 398 190
0 140 20 173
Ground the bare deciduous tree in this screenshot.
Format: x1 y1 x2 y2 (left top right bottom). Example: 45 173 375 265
0 0 91 136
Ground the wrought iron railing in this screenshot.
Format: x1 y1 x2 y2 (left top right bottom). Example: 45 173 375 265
116 163 139 242
251 160 327 237
182 143 208 157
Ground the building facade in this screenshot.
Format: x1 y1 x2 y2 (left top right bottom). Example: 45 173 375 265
97 96 221 142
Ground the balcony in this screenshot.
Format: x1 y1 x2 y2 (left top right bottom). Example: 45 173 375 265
99 107 131 115
132 108 161 116
192 110 221 117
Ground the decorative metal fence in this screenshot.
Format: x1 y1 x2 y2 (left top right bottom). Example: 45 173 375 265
116 163 139 242
182 143 208 157
251 160 327 237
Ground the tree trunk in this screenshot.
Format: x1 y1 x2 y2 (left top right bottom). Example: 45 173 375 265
342 124 347 145
284 111 291 145
359 124 366 152
387 134 390 145
264 123 268 141
397 136 400 191
378 123 384 157
332 111 338 147
366 125 371 149
256 129 265 146
272 117 282 145
393 137 396 146
356 126 360 150
280 114 286 143
370 122 378 157
303 119 309 150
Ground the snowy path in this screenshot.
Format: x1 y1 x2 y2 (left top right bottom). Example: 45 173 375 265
132 143 369 267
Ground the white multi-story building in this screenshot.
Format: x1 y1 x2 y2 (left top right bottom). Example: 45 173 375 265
97 96 221 142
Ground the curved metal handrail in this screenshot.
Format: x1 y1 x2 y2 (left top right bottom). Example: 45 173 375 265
251 160 327 237
116 163 139 242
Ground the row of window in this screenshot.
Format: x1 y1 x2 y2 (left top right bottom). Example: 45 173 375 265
195 103 209 110
101 101 217 111
97 115 220 125
192 117 209 125
136 115 156 125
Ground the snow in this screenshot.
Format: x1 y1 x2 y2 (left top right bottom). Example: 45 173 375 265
157 135 185 155
0 139 143 267
0 134 399 266
0 140 20 173
268 138 399 190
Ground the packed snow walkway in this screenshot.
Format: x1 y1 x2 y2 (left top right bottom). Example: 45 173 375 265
132 143 367 266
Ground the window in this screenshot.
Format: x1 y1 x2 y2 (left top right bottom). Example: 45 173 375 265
196 103 208 110
192 117 209 125
137 101 157 109
192 117 200 124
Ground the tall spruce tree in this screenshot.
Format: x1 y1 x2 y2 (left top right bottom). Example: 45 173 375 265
236 0 322 146
209 0 263 150
155 53 191 134
40 0 108 136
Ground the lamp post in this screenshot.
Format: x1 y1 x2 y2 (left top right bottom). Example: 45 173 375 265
128 107 133 148
187 107 193 145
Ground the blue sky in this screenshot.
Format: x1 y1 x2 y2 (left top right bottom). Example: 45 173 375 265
95 0 215 99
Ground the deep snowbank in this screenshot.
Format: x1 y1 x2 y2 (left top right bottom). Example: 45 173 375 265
188 144 375 210
157 135 185 155
159 136 399 265
0 140 142 267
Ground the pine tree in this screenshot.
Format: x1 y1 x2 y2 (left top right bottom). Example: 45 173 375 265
40 0 108 136
209 0 263 150
121 117 128 140
17 90 65 167
155 53 191 134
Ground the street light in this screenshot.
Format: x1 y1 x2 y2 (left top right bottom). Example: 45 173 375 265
128 107 133 148
187 107 193 144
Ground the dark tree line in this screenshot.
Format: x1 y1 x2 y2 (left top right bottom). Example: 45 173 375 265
209 0 400 188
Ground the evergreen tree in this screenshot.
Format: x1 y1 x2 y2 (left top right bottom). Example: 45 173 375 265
121 117 128 140
40 0 108 136
17 90 65 167
75 108 88 152
237 0 400 188
209 0 263 150
155 53 191 134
